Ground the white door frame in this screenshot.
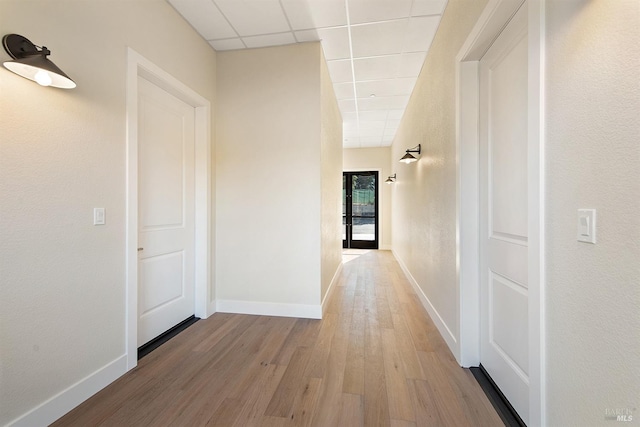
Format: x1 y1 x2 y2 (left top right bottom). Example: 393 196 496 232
455 0 545 425
125 48 213 371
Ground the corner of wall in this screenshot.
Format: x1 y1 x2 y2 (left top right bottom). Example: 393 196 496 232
321 263 344 317
320 45 344 304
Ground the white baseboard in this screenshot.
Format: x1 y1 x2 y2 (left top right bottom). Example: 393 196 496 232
8 355 127 427
380 244 392 250
321 263 343 316
216 299 322 319
391 250 458 355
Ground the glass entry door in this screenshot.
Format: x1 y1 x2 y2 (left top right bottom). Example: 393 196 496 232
343 171 378 249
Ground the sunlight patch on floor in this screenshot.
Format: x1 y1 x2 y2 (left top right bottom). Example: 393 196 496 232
342 249 371 263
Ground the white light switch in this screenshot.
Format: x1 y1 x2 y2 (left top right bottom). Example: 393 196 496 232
94 208 106 225
577 209 596 244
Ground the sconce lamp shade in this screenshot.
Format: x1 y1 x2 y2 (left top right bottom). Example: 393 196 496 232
399 144 421 164
385 173 397 184
2 34 76 89
399 152 418 164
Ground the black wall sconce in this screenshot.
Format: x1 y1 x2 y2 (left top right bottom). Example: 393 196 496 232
2 34 76 89
399 144 421 164
385 173 397 184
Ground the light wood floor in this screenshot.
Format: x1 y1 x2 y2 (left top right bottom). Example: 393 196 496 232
54 250 503 426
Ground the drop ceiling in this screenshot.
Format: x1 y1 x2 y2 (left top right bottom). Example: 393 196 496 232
168 0 447 148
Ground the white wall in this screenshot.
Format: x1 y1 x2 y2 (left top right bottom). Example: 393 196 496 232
545 1 640 425
390 0 640 424
320 50 343 302
343 147 392 250
0 1 216 425
216 42 337 317
390 0 488 350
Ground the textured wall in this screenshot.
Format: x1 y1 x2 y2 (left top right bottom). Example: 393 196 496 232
0 1 216 424
215 43 322 307
390 0 488 348
320 49 344 302
545 1 640 425
343 147 393 250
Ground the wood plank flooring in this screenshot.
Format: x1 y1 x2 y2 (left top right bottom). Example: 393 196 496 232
53 250 503 427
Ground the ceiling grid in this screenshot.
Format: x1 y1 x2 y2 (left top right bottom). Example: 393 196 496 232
168 0 447 148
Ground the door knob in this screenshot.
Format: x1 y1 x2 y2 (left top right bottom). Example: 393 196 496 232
137 247 144 251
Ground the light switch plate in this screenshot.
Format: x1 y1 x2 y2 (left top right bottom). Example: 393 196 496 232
94 208 106 225
577 209 596 244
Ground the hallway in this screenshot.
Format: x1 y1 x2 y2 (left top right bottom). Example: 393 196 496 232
54 251 502 426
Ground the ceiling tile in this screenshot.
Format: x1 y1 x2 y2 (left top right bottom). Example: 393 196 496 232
169 0 236 40
351 20 407 58
355 77 416 98
327 59 353 83
317 27 351 60
343 121 358 131
359 120 387 130
397 52 426 77
359 136 384 147
411 0 447 16
338 98 356 112
343 138 361 148
281 0 347 30
333 82 355 100
387 110 405 120
358 95 409 111
215 0 290 36
357 127 384 137
385 119 401 129
293 29 320 42
242 32 296 48
348 0 412 25
344 127 360 138
353 55 400 81
404 16 439 52
342 112 359 122
383 127 398 138
209 38 246 51
359 110 389 121
296 27 350 60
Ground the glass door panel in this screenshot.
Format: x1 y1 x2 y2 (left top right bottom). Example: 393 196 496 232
343 171 378 249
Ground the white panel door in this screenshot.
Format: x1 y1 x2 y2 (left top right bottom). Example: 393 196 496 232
479 3 529 424
137 76 195 347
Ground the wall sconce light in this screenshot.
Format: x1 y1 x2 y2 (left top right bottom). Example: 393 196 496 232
399 144 421 164
385 173 397 184
2 34 76 89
